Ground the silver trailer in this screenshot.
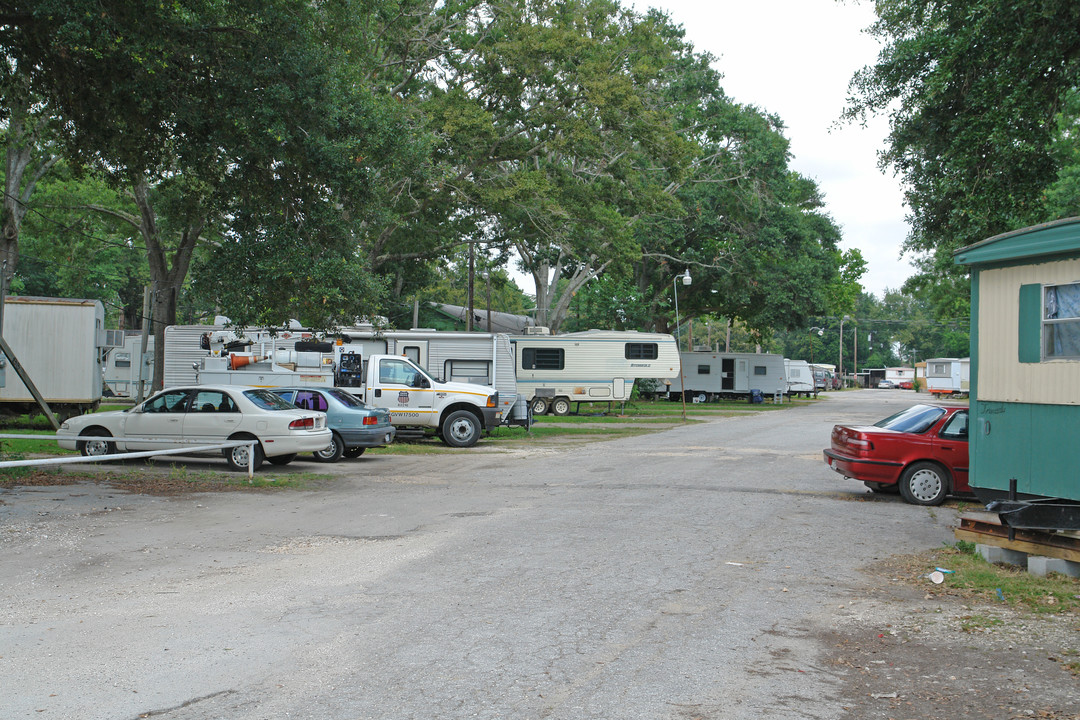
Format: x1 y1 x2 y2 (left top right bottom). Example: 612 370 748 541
511 329 680 415
667 351 788 401
0 296 115 417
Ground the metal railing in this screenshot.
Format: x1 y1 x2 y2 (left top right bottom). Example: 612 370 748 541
0 434 260 478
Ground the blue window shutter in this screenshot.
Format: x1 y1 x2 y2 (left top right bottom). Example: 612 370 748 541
1018 284 1042 363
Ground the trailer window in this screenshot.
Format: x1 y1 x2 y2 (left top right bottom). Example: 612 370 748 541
522 347 564 370
697 365 710 374
1044 283 1080 358
753 365 767 376
625 343 658 360
446 360 491 385
114 352 131 368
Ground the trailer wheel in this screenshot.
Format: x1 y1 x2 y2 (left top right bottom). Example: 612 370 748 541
441 409 481 448
552 397 571 416
225 435 264 472
898 462 949 506
78 428 114 457
343 447 366 458
531 397 550 416
313 432 344 463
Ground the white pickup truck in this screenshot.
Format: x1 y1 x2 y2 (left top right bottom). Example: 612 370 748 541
194 346 500 448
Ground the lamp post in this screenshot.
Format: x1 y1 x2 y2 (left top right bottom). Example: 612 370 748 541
674 269 691 420
838 314 851 388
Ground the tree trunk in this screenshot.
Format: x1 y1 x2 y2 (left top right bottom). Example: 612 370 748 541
131 178 203 391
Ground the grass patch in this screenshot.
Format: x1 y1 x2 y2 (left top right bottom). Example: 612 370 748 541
883 541 1080 615
0 430 75 456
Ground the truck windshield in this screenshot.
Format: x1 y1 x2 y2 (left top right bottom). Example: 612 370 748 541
873 404 946 434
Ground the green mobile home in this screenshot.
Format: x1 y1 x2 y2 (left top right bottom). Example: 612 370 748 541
954 217 1080 517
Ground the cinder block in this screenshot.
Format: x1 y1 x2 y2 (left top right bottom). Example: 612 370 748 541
1027 556 1080 579
977 543 1029 568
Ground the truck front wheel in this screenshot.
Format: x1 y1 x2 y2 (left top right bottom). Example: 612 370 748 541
441 410 481 448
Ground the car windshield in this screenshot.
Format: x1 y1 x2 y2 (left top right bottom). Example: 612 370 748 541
244 388 298 410
325 388 368 408
873 404 946 433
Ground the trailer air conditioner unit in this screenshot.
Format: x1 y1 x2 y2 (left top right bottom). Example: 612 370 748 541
522 326 551 335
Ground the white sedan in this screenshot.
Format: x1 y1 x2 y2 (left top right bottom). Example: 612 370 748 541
56 385 331 471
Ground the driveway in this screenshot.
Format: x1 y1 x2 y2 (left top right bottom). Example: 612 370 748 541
1 390 1075 719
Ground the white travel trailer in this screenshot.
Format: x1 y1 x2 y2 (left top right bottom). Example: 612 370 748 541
666 351 787 401
0 296 116 418
924 357 970 396
784 359 816 396
165 324 527 429
511 328 680 415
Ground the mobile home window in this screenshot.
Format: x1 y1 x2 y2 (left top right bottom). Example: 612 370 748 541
753 365 767 376
522 347 564 370
697 365 711 374
1044 283 1080 358
625 343 658 360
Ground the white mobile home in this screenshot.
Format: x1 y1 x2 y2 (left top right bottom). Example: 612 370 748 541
667 351 787 401
924 357 970 396
784 359 815 396
511 329 680 415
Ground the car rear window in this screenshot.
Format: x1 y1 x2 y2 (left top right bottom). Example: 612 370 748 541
873 404 946 434
244 388 300 410
325 388 368 408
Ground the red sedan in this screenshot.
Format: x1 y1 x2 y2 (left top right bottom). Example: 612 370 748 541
823 404 970 505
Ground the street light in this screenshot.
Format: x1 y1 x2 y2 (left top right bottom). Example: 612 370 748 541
674 269 691 420
839 314 851 388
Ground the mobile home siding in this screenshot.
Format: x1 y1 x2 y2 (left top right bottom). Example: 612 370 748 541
976 260 1080 405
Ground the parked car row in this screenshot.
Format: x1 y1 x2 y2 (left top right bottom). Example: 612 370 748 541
56 384 396 472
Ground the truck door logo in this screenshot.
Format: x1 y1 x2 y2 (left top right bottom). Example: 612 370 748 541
397 391 410 405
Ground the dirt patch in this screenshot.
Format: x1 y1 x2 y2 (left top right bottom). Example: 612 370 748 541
821 557 1080 719
0 468 281 496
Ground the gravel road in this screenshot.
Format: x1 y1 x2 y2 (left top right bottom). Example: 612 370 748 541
1 390 1076 720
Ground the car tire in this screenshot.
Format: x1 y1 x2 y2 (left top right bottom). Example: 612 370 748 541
441 409 481 448
899 461 949 506
343 447 366 459
77 428 114 457
552 397 571 416
225 435 264 472
313 432 344 463
864 481 900 494
267 453 297 466
531 397 549 416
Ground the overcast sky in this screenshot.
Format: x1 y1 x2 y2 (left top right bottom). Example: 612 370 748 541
649 0 913 298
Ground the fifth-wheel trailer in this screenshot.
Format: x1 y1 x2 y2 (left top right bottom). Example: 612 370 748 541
510 328 680 415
